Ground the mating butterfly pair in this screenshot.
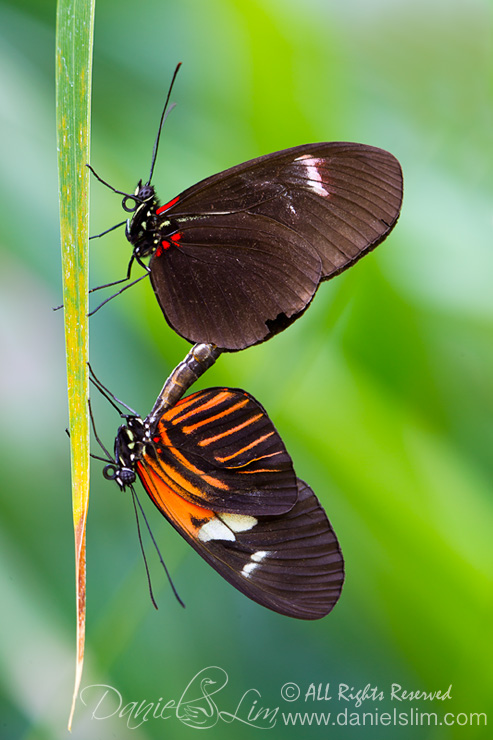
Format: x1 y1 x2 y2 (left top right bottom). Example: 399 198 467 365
92 65 402 618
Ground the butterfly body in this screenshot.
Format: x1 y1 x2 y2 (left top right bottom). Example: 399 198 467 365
124 182 161 260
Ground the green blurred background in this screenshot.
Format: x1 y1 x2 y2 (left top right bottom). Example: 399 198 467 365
1 0 492 737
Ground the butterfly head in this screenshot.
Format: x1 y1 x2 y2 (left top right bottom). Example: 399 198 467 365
103 416 149 491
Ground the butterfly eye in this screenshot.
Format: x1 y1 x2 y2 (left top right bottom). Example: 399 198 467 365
122 195 139 213
139 185 154 200
120 468 137 485
103 464 118 480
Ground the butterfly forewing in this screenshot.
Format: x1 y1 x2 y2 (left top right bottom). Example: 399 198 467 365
144 388 298 515
137 463 344 620
148 142 402 349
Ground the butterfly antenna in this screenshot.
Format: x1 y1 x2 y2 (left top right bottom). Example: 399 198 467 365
147 62 182 186
88 271 150 316
132 486 186 609
130 487 159 610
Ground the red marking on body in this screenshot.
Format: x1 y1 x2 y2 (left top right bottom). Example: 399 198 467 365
155 245 163 258
156 195 180 215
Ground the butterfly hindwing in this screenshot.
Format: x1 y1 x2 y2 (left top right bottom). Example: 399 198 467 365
148 142 403 349
136 465 344 620
144 388 298 516
150 212 321 350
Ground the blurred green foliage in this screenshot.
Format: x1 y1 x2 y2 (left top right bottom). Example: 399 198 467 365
0 0 491 738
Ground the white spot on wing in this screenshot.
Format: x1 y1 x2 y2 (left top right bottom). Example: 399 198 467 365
198 518 236 542
219 513 258 532
251 550 269 562
242 562 258 577
241 550 270 579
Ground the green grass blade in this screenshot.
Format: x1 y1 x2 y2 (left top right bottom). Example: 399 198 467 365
55 0 95 729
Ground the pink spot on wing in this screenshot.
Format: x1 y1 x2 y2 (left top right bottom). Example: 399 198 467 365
295 155 330 197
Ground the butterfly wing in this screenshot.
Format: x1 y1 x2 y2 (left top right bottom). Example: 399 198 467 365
150 211 321 351
150 142 403 349
145 387 298 516
136 465 344 620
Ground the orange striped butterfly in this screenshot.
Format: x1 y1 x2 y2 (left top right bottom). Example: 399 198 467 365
93 376 344 620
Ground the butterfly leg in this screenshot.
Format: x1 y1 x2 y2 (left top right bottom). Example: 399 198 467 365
88 256 153 315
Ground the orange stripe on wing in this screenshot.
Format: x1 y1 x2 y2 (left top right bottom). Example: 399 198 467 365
182 398 251 434
221 451 284 469
196 410 262 443
147 435 230 493
149 396 236 497
170 390 234 425
137 461 214 538
144 454 206 499
213 431 275 462
236 467 283 474
164 446 230 491
162 392 207 421
153 426 172 447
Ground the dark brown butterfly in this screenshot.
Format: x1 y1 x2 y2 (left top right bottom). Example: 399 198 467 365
91 65 403 351
92 366 344 620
